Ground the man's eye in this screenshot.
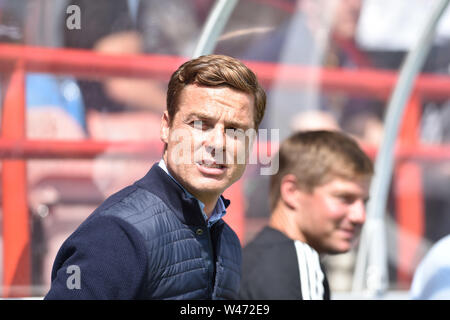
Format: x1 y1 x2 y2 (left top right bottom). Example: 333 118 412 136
226 128 244 136
337 195 355 204
191 120 209 130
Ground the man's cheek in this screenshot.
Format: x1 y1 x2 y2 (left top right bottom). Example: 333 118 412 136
237 141 251 165
324 202 346 220
224 139 249 165
193 142 211 164
168 128 195 164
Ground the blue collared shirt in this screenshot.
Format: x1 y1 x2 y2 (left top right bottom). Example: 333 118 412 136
158 159 227 228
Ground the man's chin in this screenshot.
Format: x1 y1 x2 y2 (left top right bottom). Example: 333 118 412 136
324 242 353 255
184 179 227 197
191 184 226 196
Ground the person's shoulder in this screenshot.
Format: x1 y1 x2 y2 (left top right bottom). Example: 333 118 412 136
58 178 169 250
410 234 450 299
244 226 293 251
95 182 169 224
242 226 295 268
45 213 149 299
65 212 145 248
240 227 301 300
432 234 450 252
420 234 450 267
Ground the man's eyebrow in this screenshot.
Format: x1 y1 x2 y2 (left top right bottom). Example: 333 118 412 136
226 119 250 130
186 112 251 130
186 112 214 121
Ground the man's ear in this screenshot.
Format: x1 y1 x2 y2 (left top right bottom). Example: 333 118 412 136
160 111 170 144
279 174 300 210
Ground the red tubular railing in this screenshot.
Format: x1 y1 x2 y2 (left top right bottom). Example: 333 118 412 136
3 44 450 99
0 139 164 159
1 139 450 160
395 92 423 288
1 60 30 297
2 43 450 296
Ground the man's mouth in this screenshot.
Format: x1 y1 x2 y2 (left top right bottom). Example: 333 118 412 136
339 227 358 240
196 160 227 175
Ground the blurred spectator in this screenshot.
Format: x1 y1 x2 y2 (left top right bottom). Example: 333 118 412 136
215 0 293 58
26 74 86 130
0 0 89 207
239 130 373 299
341 108 384 146
419 39 450 276
410 234 450 299
64 0 153 115
290 109 340 132
64 0 214 117
0 0 89 293
0 0 87 132
224 0 383 142
355 0 450 288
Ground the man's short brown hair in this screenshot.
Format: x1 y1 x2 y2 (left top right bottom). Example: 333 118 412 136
270 130 374 211
166 54 266 129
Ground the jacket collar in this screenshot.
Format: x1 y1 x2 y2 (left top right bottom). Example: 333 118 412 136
134 163 230 226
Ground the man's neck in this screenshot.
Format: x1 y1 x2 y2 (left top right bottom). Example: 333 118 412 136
159 158 220 219
269 206 307 243
200 197 220 218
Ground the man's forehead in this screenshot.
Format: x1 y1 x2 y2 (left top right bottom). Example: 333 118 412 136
177 86 255 126
320 176 371 193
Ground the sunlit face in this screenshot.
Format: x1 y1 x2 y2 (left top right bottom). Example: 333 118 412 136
160 84 255 205
295 176 370 254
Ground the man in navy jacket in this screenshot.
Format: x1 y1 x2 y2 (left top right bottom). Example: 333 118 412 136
45 54 266 299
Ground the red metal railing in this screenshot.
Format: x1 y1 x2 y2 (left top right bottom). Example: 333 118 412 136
2 43 450 296
1 61 29 297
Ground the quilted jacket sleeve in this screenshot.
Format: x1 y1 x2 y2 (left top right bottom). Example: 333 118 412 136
44 215 148 300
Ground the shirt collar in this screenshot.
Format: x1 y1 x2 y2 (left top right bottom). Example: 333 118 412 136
158 159 227 227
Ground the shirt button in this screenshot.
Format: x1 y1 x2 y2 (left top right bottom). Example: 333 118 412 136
196 228 204 236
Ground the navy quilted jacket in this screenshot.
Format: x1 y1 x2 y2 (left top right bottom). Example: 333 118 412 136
45 164 242 299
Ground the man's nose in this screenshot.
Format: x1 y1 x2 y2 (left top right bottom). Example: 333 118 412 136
349 200 366 225
204 126 225 153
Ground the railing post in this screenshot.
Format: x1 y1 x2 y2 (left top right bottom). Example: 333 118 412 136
1 61 30 297
394 92 424 288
